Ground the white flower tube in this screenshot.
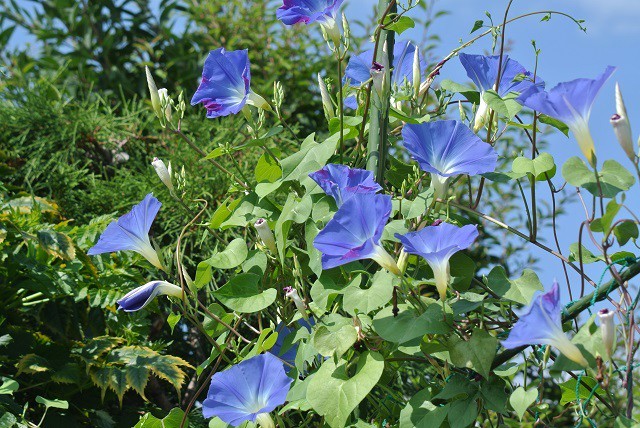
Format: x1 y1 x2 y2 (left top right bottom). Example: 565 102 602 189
254 218 277 253
151 157 174 193
598 308 616 360
610 83 634 162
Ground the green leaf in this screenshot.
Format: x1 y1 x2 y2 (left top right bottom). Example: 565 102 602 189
399 387 449 428
386 155 415 189
511 152 556 181
568 243 601 264
204 238 248 269
135 408 188 428
313 324 358 360
539 114 569 136
373 302 452 344
255 154 282 183
37 230 76 260
614 220 638 246
562 157 635 198
343 270 396 315
36 396 69 410
448 397 478 427
307 352 385 428
470 19 484 33
275 193 313 262
280 133 337 182
194 262 212 289
405 187 435 219
448 329 497 379
486 266 543 305
384 15 415 34
551 315 605 372
558 377 599 405
16 353 50 375
509 386 537 421
0 378 18 395
483 90 522 120
126 366 150 399
214 273 276 313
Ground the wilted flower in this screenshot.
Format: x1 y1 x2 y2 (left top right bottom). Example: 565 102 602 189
117 281 182 312
519 66 616 166
458 53 544 132
344 40 427 109
151 157 174 193
87 194 164 270
598 308 616 360
502 281 588 367
313 193 400 274
401 120 498 198
396 222 478 300
308 164 381 207
191 48 269 119
254 218 277 253
610 83 635 162
202 353 292 427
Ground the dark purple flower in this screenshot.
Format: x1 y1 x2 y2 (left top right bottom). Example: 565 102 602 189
458 53 544 131
396 222 478 300
518 66 616 166
117 281 182 312
191 48 261 119
202 353 292 426
401 120 497 198
277 0 344 26
309 164 382 207
313 193 399 274
502 281 587 366
87 194 163 270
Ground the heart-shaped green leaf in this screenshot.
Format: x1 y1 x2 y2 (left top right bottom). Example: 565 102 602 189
509 386 537 421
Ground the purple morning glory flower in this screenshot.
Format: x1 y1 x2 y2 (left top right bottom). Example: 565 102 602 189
191 48 268 119
277 0 344 26
344 41 427 108
502 281 588 367
313 193 400 274
401 120 498 198
458 53 544 131
87 194 164 270
117 281 182 312
395 222 478 300
518 66 616 166
309 164 382 207
202 353 292 426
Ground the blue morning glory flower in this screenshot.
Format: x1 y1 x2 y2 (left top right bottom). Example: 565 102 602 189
313 193 400 274
309 164 382 207
277 0 344 26
458 53 544 131
202 353 293 427
502 281 588 367
191 48 268 119
270 319 314 371
87 193 163 270
396 222 478 300
518 66 616 166
344 40 427 108
117 281 182 312
401 120 498 198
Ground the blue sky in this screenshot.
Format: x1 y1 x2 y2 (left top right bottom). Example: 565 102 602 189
6 0 639 304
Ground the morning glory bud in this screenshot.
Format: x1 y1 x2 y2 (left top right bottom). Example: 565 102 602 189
117 281 183 312
412 46 421 99
318 73 335 120
598 308 616 360
370 62 385 98
610 83 635 162
254 218 277 253
284 286 309 321
145 66 163 120
158 88 173 124
151 157 174 193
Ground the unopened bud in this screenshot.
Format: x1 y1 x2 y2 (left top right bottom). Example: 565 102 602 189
611 83 634 162
254 218 277 253
284 286 309 321
158 88 173 123
598 308 616 360
151 157 174 193
412 47 421 99
370 62 385 97
318 73 335 120
145 66 163 120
